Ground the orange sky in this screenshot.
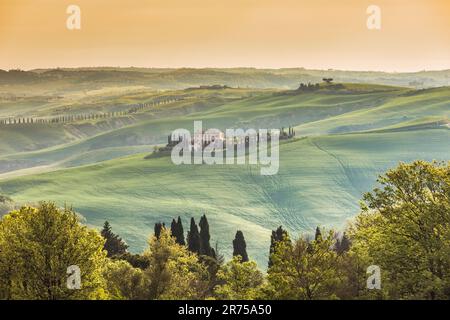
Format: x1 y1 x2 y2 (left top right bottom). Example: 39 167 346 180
0 0 448 71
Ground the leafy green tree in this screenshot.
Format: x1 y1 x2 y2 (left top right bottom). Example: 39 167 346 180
0 202 109 300
334 244 380 300
101 221 128 257
349 160 450 299
187 217 201 254
214 256 264 300
199 254 222 297
268 226 290 268
266 230 342 300
144 228 209 299
104 259 148 300
232 231 249 262
115 252 150 270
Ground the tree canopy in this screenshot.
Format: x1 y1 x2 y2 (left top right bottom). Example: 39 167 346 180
0 161 449 300
0 202 108 299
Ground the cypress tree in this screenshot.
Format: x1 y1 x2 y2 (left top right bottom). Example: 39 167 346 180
335 232 351 254
154 222 165 239
187 218 201 254
101 221 128 257
177 216 185 245
314 226 322 242
268 226 289 268
232 230 249 262
170 218 177 239
199 214 214 257
171 216 185 245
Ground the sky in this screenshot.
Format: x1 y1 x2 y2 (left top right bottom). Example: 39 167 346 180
0 0 449 72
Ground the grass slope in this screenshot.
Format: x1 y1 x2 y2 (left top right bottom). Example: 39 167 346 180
1 84 423 175
1 128 449 266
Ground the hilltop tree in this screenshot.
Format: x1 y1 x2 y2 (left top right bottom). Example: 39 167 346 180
232 231 249 262
268 226 290 268
101 221 128 257
199 214 215 258
170 216 185 246
0 202 108 300
187 218 201 254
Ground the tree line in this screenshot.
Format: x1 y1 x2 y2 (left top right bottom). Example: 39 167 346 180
0 98 182 126
0 160 449 300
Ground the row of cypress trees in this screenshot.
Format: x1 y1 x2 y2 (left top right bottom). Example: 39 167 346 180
0 98 181 126
102 218 350 268
133 214 250 262
154 215 219 259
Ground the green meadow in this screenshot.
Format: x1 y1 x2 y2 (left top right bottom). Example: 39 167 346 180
0 69 449 266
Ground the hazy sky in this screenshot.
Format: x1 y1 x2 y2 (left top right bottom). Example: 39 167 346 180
0 0 448 71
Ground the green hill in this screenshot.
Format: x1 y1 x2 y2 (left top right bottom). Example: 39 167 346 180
1 85 448 176
0 83 449 266
0 128 449 266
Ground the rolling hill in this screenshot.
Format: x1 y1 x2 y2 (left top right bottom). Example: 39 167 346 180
0 82 449 266
0 128 448 266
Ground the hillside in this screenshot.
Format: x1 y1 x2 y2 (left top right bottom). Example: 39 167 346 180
1 68 449 92
0 82 449 266
0 128 449 266
1 84 448 176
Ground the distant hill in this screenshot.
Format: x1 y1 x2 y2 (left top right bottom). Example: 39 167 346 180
1 68 449 91
0 84 448 173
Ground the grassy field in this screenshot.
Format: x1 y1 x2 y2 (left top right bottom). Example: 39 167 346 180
0 128 449 266
0 77 449 267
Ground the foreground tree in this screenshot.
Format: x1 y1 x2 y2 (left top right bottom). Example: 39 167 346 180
349 161 450 299
314 226 322 242
101 221 128 257
154 222 164 239
214 256 264 300
187 218 201 254
232 231 249 262
335 232 351 255
268 226 290 268
199 214 215 258
104 259 148 300
266 230 342 300
0 202 108 299
115 252 150 270
144 228 209 299
170 216 185 246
